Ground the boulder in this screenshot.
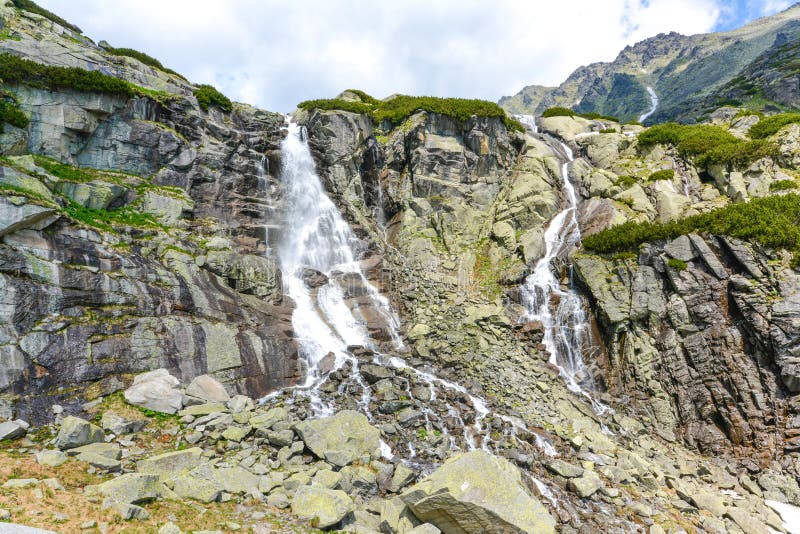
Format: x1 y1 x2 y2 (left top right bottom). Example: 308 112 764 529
35 450 68 468
89 473 160 504
185 374 231 403
136 448 203 480
0 420 28 441
568 470 604 498
0 196 57 238
100 411 146 435
293 410 380 467
301 268 329 288
401 450 556 533
124 369 183 414
53 416 104 450
291 486 355 529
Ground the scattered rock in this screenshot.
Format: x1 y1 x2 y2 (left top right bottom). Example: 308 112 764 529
0 420 28 441
291 485 355 529
89 473 161 504
100 412 146 435
137 448 203 480
53 416 105 450
124 369 184 414
185 375 231 403
568 471 604 498
34 450 68 467
293 410 380 467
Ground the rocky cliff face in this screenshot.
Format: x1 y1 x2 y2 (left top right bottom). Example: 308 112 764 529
3 1 800 532
500 4 800 123
0 3 298 421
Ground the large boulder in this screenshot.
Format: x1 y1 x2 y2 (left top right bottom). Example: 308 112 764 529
53 416 104 450
401 450 556 534
293 410 381 467
291 486 355 529
0 196 58 238
136 448 203 480
88 473 161 504
0 419 28 441
123 369 184 414
184 374 230 403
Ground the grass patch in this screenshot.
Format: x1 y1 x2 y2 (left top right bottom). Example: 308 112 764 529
106 47 186 80
11 0 82 34
667 258 688 271
648 169 675 182
0 53 172 103
193 84 232 112
748 113 800 139
298 91 524 132
0 182 56 206
770 179 799 192
583 193 800 266
600 128 617 134
638 122 778 168
615 175 637 188
64 202 164 233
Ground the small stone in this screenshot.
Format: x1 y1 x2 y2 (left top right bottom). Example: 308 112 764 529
568 471 603 498
101 412 146 435
222 425 252 442
267 491 290 509
0 508 10 520
158 522 184 534
3 478 38 489
546 459 584 478
102 498 149 520
227 395 254 414
81 520 98 529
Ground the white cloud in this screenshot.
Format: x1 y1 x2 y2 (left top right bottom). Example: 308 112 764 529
34 0 763 112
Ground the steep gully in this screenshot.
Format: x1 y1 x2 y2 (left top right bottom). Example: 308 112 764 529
262 118 602 472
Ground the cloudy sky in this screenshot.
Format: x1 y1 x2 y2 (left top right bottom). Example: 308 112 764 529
38 0 795 112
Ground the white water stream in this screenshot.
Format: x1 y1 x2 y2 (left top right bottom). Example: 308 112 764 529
638 86 659 123
269 118 558 461
519 132 609 414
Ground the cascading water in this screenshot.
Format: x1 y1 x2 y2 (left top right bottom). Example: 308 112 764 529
271 118 559 465
638 86 659 123
277 120 399 415
519 135 609 414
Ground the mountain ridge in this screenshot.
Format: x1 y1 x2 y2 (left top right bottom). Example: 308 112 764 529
500 3 800 123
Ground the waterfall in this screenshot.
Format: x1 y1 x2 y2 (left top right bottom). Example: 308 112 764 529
272 118 559 462
277 120 400 414
519 137 609 414
638 86 659 123
515 114 538 134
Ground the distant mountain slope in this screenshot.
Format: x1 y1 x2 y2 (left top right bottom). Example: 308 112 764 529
500 3 800 123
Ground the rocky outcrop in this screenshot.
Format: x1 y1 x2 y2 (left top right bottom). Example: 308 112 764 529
575 234 800 456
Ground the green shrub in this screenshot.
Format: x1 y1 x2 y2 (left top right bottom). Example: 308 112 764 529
342 89 381 106
615 175 637 188
106 47 186 80
667 258 688 271
583 193 800 266
0 53 169 101
770 179 799 192
648 169 675 182
0 96 28 133
298 93 524 133
748 113 800 139
12 0 82 34
297 98 372 115
600 128 616 134
542 107 576 118
193 84 232 112
638 122 775 168
733 109 764 120
579 112 620 122
611 251 637 261
617 196 634 208
696 139 778 167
